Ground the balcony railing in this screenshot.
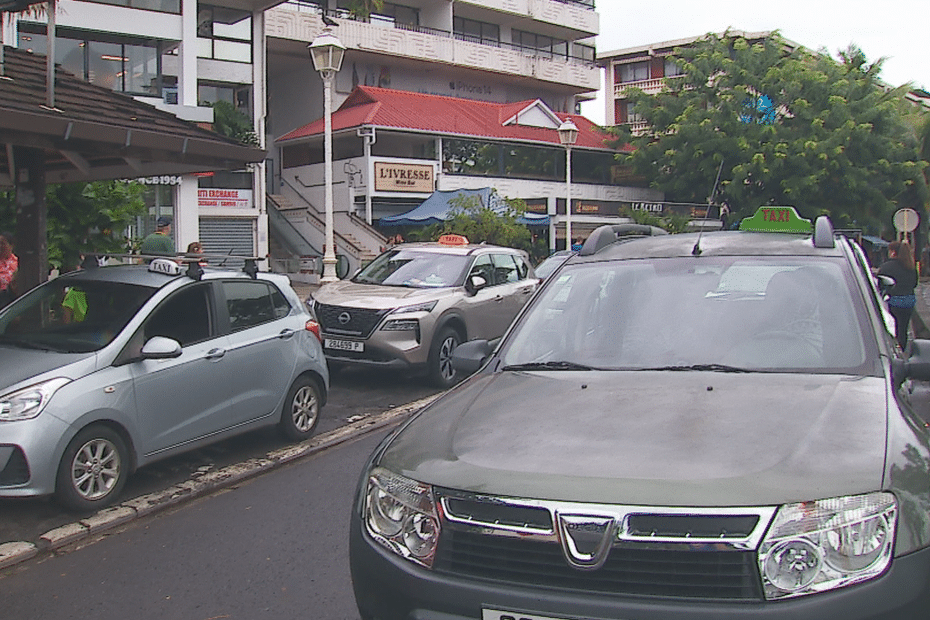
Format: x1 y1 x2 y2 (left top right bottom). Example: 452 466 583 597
280 1 596 69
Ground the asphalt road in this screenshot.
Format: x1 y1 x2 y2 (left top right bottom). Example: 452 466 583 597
0 426 390 620
0 366 442 548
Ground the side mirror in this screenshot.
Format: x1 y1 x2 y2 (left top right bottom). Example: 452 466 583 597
452 339 493 375
141 336 183 360
875 274 895 295
892 339 930 385
465 274 487 296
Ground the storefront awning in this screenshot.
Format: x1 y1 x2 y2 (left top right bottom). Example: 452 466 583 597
380 187 549 227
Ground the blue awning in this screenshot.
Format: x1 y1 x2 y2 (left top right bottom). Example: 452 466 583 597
380 188 549 226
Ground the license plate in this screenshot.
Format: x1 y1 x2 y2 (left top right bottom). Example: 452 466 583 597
483 611 580 620
324 338 364 352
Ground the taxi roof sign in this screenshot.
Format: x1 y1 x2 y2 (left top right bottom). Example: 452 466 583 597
438 234 469 246
739 206 812 233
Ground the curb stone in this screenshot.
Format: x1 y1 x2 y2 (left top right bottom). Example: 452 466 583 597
0 393 440 573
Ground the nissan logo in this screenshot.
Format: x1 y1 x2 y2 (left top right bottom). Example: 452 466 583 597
338 311 352 325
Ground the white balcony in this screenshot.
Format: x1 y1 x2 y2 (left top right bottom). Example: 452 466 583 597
265 7 599 91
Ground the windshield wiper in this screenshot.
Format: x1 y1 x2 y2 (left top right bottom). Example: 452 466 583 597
502 361 597 371
639 364 750 373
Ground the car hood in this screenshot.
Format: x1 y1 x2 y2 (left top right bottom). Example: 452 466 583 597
0 344 97 393
379 370 888 507
313 280 455 308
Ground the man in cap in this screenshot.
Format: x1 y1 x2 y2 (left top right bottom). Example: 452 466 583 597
140 216 175 256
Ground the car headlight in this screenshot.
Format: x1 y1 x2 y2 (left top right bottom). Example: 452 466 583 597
0 377 71 422
389 301 437 315
364 467 440 568
759 492 896 599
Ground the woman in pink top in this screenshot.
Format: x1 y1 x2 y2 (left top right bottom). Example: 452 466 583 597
0 232 19 307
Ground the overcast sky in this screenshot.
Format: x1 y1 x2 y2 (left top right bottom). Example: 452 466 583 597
579 0 929 125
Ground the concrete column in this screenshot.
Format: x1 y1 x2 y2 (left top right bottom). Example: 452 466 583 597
175 175 199 252
178 0 198 107
12 146 48 291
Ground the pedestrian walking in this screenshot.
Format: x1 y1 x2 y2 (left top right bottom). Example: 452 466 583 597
879 240 918 349
140 216 175 256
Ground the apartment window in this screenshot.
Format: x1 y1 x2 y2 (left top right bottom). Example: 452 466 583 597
198 4 252 63
337 1 418 27
18 24 164 97
616 61 650 83
453 17 499 46
665 58 684 77
198 82 252 117
513 30 568 60
81 0 179 13
572 43 595 64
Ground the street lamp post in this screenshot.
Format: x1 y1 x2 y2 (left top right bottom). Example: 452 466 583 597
558 119 578 251
309 26 345 282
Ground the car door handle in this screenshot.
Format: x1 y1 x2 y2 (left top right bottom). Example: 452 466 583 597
278 329 296 340
205 348 226 360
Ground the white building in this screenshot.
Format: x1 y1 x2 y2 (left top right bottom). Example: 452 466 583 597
3 0 273 261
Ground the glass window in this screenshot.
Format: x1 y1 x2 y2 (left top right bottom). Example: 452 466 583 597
491 254 519 284
354 250 471 288
468 255 495 287
0 278 155 353
503 258 870 373
223 281 281 332
143 284 213 347
197 5 252 63
87 40 125 91
125 43 160 95
453 17 499 45
80 0 179 12
665 58 684 77
619 61 650 83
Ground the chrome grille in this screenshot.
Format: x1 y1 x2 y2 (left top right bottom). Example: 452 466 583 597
434 490 774 601
434 530 763 600
314 303 389 338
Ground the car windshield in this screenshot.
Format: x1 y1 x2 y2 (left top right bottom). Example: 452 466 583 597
535 251 573 280
502 257 871 373
353 249 471 288
0 277 156 353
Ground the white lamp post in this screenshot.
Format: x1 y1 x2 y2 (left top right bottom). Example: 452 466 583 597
309 26 345 282
558 119 578 251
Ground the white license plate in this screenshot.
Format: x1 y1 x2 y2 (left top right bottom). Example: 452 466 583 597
324 338 364 352
483 610 581 620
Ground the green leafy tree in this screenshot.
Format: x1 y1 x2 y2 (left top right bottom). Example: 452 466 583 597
609 31 929 234
48 181 147 270
209 100 259 147
620 206 692 234
1 180 146 271
342 0 384 20
422 192 535 256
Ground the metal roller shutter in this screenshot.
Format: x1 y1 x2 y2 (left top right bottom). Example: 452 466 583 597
199 217 255 268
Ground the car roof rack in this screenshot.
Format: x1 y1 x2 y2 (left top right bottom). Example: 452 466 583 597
99 253 265 280
579 224 669 256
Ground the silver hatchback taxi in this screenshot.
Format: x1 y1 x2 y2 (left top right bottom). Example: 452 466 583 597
0 257 328 511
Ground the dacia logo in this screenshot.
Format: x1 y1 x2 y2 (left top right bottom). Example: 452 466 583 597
556 513 616 570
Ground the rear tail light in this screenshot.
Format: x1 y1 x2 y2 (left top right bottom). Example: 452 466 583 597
305 319 322 342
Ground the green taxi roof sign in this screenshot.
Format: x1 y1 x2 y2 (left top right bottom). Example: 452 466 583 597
739 206 813 233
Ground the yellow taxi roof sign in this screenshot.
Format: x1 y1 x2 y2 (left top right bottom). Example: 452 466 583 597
739 206 813 233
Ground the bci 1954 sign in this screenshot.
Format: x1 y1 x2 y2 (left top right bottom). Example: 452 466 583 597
374 162 434 193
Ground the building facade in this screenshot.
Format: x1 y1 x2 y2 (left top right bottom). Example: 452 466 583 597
2 0 272 262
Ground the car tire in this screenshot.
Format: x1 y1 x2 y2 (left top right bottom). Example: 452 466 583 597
279 375 322 441
428 326 462 388
55 425 129 512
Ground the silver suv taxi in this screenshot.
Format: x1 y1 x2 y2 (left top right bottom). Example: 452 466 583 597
0 257 328 511
349 209 930 619
308 235 537 387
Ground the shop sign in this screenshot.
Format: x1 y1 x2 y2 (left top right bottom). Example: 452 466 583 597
374 162 434 193
198 189 254 208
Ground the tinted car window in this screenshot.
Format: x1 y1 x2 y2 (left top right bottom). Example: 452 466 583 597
224 280 288 331
0 278 154 353
491 253 519 284
143 283 213 346
503 257 869 372
353 249 470 288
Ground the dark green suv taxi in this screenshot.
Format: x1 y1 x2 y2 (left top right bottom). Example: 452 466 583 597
349 208 930 619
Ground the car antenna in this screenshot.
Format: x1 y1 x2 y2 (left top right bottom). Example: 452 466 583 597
692 158 725 256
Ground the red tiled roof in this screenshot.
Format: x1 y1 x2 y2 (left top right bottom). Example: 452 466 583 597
277 86 618 151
